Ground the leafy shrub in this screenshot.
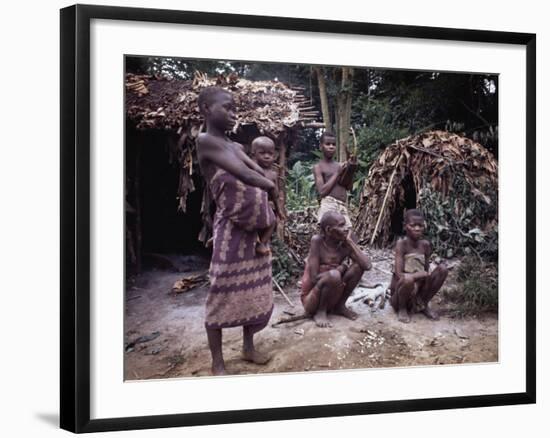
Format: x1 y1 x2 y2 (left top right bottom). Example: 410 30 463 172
419 174 498 262
443 257 498 317
285 160 318 211
271 238 301 287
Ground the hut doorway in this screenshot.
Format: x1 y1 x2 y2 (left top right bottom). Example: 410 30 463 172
390 173 417 238
126 128 209 273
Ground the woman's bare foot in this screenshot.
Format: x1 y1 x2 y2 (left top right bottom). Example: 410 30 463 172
333 305 358 320
242 348 271 365
255 242 271 256
211 363 227 376
398 309 411 323
313 310 332 328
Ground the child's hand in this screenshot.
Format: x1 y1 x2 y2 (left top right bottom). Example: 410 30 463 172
338 163 347 176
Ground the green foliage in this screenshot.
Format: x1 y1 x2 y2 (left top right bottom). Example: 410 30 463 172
128 57 240 79
349 96 410 201
443 257 498 317
271 239 301 287
418 175 498 262
351 70 499 172
346 95 411 203
243 63 312 87
355 97 410 161
285 160 318 211
350 86 440 195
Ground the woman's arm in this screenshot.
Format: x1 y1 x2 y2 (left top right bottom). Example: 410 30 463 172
234 143 266 175
198 134 274 190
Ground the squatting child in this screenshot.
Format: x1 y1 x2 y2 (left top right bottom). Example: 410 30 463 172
390 209 449 323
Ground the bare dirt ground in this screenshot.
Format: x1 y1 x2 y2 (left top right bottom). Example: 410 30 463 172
124 250 498 380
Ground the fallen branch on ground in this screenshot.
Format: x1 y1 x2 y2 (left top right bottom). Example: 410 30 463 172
272 313 310 327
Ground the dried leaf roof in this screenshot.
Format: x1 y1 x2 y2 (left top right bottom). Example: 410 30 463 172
126 72 321 138
356 130 498 258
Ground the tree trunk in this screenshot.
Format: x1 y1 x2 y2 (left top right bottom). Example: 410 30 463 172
313 67 332 132
336 67 353 161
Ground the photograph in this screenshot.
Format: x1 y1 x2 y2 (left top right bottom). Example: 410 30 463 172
123 56 499 380
59 3 536 432
1 0 545 436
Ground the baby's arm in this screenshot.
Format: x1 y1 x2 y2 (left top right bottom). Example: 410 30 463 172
197 134 274 191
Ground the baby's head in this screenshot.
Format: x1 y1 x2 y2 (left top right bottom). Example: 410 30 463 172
251 136 276 169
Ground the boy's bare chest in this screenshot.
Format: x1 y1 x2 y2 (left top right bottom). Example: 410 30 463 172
319 162 340 181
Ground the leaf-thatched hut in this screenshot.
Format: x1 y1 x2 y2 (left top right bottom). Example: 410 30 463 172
355 130 498 259
125 72 321 272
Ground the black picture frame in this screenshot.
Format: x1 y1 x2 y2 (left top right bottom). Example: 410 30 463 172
60 4 536 433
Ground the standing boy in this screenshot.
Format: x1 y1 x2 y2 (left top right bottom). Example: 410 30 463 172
313 132 358 229
301 211 372 327
390 209 449 323
196 86 276 375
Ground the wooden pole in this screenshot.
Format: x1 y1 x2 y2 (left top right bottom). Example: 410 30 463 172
350 126 358 157
370 154 404 246
272 277 295 307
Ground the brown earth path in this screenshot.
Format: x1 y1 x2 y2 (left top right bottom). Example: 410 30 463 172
124 251 497 380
